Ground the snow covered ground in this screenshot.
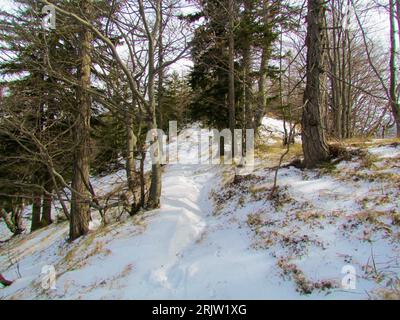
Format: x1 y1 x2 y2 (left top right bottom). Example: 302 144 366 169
0 119 399 299
260 117 301 144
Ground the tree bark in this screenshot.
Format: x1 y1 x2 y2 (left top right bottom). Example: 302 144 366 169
70 0 93 240
157 5 164 130
126 110 137 194
31 194 42 232
341 0 352 139
242 0 254 132
257 48 268 129
228 0 236 141
140 149 146 208
344 7 353 139
1 208 18 235
302 0 330 168
147 0 162 209
256 0 272 130
41 193 52 227
331 0 342 139
41 173 53 227
390 0 400 137
12 206 24 235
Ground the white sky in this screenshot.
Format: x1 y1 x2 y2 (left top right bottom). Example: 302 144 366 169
0 0 15 12
0 0 390 69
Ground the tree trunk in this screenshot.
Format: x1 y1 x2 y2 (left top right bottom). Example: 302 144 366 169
279 30 287 145
147 116 162 208
257 48 268 129
157 6 164 130
70 0 93 240
331 0 342 139
302 0 330 168
1 208 17 235
31 67 45 232
345 11 353 138
256 0 271 130
148 162 162 209
147 0 162 209
228 0 236 142
41 193 52 227
31 193 42 232
243 0 254 132
341 2 352 139
140 149 146 208
41 174 53 227
340 21 348 139
126 110 137 194
390 0 400 137
12 206 24 235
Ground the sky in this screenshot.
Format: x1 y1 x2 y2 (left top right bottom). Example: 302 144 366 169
0 0 389 37
0 0 390 71
1 0 16 12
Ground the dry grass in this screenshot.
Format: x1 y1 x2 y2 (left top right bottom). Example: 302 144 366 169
222 136 400 297
295 211 325 222
336 137 399 148
277 258 338 295
373 283 400 300
120 264 134 278
61 237 112 273
255 139 303 166
246 213 264 231
340 210 396 242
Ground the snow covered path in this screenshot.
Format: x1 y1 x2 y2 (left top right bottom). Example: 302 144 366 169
130 163 217 298
0 127 282 299
142 164 278 299
1 122 399 299
99 162 280 299
0 165 278 299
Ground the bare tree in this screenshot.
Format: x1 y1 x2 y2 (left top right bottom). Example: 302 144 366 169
40 0 190 214
389 0 400 136
351 0 400 137
228 0 236 141
69 0 93 240
302 0 330 168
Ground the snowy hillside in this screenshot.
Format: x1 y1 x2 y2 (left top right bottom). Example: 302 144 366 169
1 118 400 299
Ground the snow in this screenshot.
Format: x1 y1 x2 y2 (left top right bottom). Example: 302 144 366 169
260 117 301 144
1 118 399 299
0 223 12 242
368 144 400 159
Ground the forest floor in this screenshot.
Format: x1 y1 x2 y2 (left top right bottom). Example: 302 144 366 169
0 118 399 299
